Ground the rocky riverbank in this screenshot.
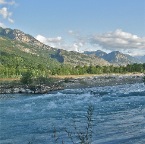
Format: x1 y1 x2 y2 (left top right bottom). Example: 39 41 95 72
0 84 64 94
63 73 145 89
0 73 144 94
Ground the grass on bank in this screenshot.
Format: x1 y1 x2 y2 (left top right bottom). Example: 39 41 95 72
0 72 144 88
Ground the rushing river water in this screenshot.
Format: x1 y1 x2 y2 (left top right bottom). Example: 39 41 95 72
0 83 145 144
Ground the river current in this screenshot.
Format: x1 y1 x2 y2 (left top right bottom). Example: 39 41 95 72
0 83 145 144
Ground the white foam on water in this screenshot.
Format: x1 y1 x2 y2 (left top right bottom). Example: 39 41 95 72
47 101 57 109
0 83 145 144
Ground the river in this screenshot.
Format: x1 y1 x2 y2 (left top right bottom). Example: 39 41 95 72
0 83 145 144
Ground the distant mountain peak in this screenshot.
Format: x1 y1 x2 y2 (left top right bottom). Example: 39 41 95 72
84 50 107 58
84 49 142 65
0 27 32 42
0 27 52 50
102 51 141 65
135 55 145 63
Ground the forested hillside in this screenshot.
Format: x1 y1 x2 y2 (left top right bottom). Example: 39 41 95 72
0 27 145 78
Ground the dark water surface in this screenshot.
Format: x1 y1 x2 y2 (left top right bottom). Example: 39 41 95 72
0 83 145 144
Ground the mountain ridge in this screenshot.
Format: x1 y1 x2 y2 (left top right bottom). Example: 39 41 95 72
1 27 142 67
0 27 110 66
135 55 145 63
84 50 142 65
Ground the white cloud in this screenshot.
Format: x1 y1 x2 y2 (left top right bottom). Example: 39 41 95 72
36 34 85 52
0 22 6 27
68 30 73 34
35 35 47 43
36 30 145 56
0 7 14 23
0 0 15 5
58 43 83 52
47 36 62 42
68 30 80 37
0 0 16 24
70 42 84 52
0 7 11 18
89 29 145 55
36 35 62 43
72 43 80 52
36 35 62 48
8 17 14 23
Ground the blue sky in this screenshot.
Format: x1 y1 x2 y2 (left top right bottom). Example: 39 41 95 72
0 0 145 55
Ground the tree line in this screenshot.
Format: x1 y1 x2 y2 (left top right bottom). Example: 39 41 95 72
51 63 145 75
1 50 145 78
0 62 145 78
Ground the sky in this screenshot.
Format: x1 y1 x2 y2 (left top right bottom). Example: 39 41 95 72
0 0 145 56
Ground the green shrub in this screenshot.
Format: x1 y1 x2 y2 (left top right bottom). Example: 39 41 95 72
35 76 57 85
20 71 33 85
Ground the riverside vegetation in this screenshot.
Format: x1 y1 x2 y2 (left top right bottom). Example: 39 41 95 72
0 71 64 94
0 27 145 89
0 63 145 94
0 27 145 92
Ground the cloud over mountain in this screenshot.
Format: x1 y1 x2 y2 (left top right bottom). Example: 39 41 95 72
36 35 62 48
89 29 145 55
36 29 145 56
36 34 84 52
0 22 6 27
36 35 62 43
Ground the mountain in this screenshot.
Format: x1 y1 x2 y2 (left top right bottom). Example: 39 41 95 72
84 50 141 65
0 27 54 50
140 56 145 63
101 51 141 65
84 50 107 57
135 55 145 63
0 27 110 67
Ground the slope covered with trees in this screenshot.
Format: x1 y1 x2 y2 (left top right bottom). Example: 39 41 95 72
0 27 145 79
